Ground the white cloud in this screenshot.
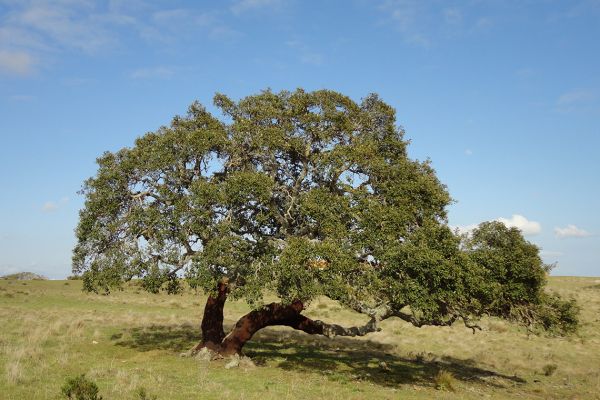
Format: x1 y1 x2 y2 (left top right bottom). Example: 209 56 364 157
42 202 58 212
0 50 36 75
41 197 69 213
464 149 473 156
0 1 115 75
554 224 591 238
230 0 281 15
496 214 541 236
13 2 115 54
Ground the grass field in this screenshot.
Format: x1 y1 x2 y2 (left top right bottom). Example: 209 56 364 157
1 277 599 399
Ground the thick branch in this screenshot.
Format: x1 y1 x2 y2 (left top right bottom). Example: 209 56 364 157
288 314 381 338
215 300 380 355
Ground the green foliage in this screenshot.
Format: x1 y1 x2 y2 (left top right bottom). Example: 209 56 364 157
73 89 578 334
461 222 579 334
61 374 102 400
534 293 579 335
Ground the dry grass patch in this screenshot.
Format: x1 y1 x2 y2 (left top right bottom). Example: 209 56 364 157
434 369 456 391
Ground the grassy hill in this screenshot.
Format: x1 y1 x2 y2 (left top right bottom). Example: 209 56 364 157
0 272 47 280
1 277 599 399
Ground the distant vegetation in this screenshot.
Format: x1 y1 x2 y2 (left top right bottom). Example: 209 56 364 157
0 272 47 280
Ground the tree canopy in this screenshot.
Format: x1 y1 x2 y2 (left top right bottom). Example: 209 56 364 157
73 89 578 355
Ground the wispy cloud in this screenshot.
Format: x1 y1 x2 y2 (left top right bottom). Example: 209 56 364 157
497 214 541 236
230 0 282 16
9 94 36 101
555 88 597 113
554 224 591 238
380 0 430 46
378 2 496 45
300 53 323 66
547 0 600 21
0 50 36 75
557 89 595 106
149 8 215 37
130 66 175 80
444 8 462 25
474 17 493 30
0 1 238 76
41 197 69 213
286 39 325 66
8 2 116 54
0 1 117 75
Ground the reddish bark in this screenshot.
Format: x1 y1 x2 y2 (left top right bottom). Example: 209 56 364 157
218 300 308 355
193 286 380 357
196 280 228 352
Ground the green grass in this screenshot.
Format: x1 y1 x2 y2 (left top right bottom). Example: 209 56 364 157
1 277 599 399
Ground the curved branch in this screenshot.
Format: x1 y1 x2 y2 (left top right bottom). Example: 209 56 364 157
215 301 381 355
289 314 381 338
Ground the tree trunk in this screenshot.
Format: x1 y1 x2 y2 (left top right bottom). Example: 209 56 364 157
195 280 228 352
193 296 380 357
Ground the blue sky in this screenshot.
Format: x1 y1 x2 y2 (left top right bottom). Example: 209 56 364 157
0 0 599 279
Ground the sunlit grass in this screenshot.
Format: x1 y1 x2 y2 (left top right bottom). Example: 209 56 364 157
0 277 599 399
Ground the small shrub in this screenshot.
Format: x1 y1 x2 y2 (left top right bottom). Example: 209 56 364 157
136 387 158 400
434 370 456 392
536 294 579 335
61 374 103 400
542 363 558 376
